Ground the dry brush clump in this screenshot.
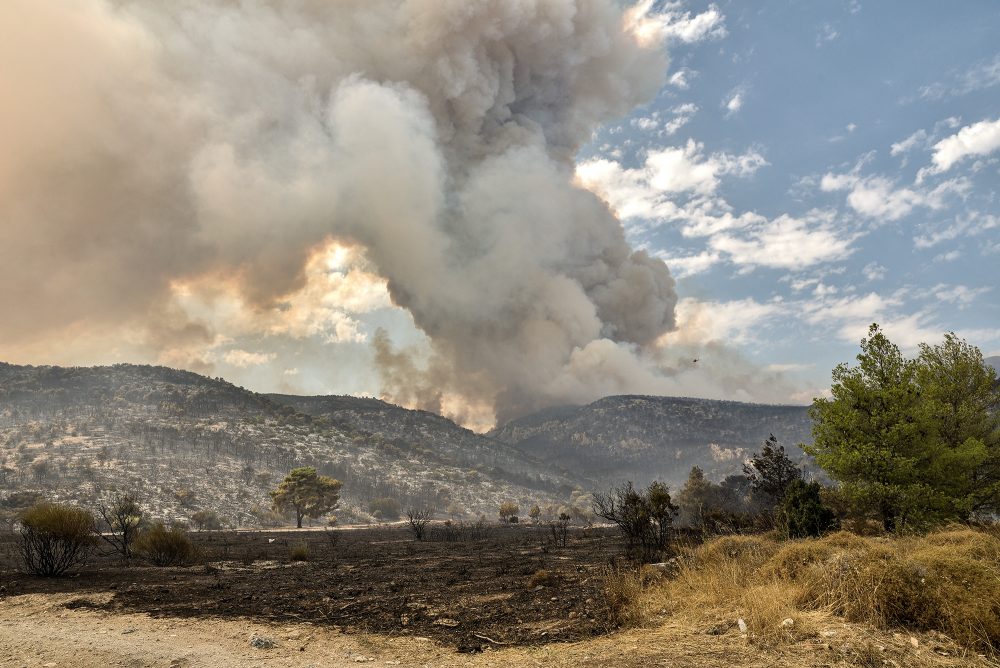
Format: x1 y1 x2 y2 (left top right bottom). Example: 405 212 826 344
134 522 196 566
18 503 97 576
608 526 1000 654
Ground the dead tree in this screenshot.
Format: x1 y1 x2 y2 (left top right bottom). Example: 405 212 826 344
407 508 432 541
97 492 144 562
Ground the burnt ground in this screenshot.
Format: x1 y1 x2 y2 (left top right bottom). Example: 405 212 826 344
0 524 628 652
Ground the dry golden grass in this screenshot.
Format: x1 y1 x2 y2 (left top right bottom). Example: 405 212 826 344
607 525 1000 659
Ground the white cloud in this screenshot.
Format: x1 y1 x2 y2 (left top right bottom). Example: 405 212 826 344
803 291 899 327
667 68 694 89
931 284 991 309
655 249 721 277
914 212 999 249
659 297 785 346
723 87 745 117
764 362 814 373
914 55 1000 102
223 349 276 368
663 103 698 135
923 117 1000 176
577 139 766 202
709 212 856 270
933 249 961 263
863 262 887 281
627 1 727 45
890 128 927 157
816 23 839 47
820 170 968 221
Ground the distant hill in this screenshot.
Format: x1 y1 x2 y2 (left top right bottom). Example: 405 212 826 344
0 364 584 527
267 393 588 494
490 395 814 488
986 356 1000 374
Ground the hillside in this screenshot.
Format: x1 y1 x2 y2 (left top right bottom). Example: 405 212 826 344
267 393 586 492
491 395 814 488
0 363 583 527
987 356 1000 374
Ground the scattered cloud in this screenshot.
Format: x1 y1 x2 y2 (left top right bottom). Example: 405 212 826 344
667 68 694 89
816 23 839 47
626 1 727 46
820 169 968 221
914 212 999 249
931 283 991 309
577 139 767 201
863 262 887 281
912 54 1000 102
933 249 962 263
655 249 721 278
708 211 857 270
890 128 928 158
723 86 746 117
921 116 1000 177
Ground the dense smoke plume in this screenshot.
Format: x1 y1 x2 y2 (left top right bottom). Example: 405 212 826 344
0 0 789 426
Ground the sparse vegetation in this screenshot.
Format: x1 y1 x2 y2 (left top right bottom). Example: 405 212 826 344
406 507 431 540
134 522 195 566
289 541 310 562
592 481 677 561
499 501 519 524
18 503 97 576
190 509 222 531
369 497 402 520
96 493 144 562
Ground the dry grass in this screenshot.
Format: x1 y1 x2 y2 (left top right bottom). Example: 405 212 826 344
607 525 1000 658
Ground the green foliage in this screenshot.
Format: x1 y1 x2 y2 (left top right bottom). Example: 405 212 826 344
270 466 342 528
498 501 519 523
743 434 802 506
368 497 402 520
777 480 837 538
135 522 195 566
592 481 678 562
18 503 97 576
807 325 1000 530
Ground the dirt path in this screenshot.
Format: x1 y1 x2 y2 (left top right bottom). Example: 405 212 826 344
1 592 992 668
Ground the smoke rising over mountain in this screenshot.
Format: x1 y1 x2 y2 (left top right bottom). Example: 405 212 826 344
0 0 793 426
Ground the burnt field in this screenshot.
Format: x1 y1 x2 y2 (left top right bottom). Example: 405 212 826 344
0 524 628 651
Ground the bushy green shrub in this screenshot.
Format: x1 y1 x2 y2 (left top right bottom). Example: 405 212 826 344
778 480 838 538
135 522 195 566
18 503 97 576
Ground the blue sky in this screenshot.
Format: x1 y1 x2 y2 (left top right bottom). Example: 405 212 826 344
577 0 1000 397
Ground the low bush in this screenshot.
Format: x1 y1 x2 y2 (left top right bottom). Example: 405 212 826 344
289 541 310 561
135 523 195 566
18 503 97 576
777 480 838 538
527 569 559 588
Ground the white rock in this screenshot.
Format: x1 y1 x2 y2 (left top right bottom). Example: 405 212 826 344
737 618 747 633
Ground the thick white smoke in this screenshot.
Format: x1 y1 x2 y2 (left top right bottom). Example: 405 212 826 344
0 0 787 426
